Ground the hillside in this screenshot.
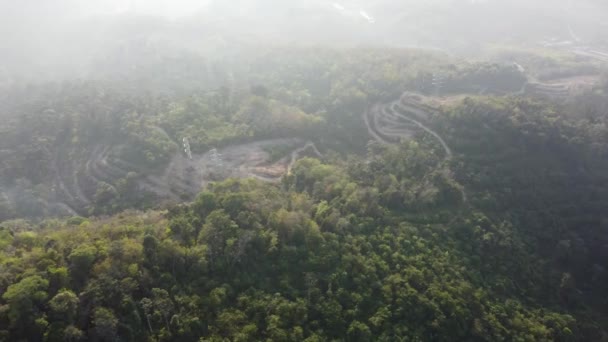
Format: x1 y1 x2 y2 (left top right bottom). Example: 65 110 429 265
1 45 608 341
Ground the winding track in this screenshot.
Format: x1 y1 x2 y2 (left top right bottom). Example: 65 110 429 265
391 101 452 157
45 68 592 216
52 147 91 214
286 141 324 174
365 92 470 204
561 4 608 64
103 138 325 200
364 104 392 144
514 73 579 98
522 73 602 98
247 141 323 182
54 202 78 216
365 92 452 158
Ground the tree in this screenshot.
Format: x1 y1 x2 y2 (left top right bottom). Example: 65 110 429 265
2 275 49 339
68 245 97 285
347 321 372 342
91 307 118 342
169 214 197 247
193 192 217 219
94 182 118 206
198 210 239 266
49 290 79 322
151 288 174 334
143 234 159 268
63 325 85 342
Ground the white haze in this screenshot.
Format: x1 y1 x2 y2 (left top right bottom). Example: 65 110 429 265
1 0 607 83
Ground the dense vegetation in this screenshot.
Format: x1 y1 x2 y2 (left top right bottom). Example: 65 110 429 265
0 48 448 220
1 47 608 341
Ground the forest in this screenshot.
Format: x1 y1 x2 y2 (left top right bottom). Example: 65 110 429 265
1 44 608 341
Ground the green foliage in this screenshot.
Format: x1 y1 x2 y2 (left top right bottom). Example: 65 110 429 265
68 244 97 285
1 46 607 342
441 62 527 94
0 47 451 218
1 140 603 340
49 290 79 321
2 275 49 339
92 307 118 341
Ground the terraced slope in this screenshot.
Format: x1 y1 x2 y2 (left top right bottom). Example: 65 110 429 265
365 92 451 157
39 137 324 216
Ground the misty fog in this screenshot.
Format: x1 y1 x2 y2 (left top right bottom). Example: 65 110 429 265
2 0 608 84
2 1 608 341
